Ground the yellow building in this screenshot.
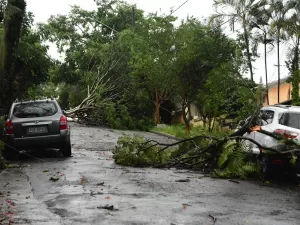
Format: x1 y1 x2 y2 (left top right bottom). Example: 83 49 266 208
264 78 292 106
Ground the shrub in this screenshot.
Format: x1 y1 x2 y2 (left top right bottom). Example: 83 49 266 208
113 134 173 167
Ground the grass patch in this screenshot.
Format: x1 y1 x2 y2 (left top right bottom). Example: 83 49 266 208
151 124 231 138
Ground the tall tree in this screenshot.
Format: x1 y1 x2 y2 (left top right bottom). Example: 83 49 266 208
0 0 26 111
125 14 176 124
173 19 239 132
268 0 292 103
212 0 267 81
284 0 300 105
250 7 273 105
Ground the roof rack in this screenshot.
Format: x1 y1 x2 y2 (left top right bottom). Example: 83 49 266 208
270 104 300 109
13 97 54 103
270 104 291 109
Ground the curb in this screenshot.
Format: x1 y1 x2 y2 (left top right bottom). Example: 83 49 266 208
149 131 182 141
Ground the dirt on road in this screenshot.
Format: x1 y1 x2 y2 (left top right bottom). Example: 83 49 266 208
0 123 299 225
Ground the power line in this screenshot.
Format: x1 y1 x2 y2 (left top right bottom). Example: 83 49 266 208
168 0 191 17
269 43 289 82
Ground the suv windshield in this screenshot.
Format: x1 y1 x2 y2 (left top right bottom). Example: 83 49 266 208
13 102 58 118
279 112 300 129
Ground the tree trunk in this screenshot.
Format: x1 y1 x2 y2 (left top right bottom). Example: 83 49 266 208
0 0 26 112
277 31 280 104
208 117 213 132
292 37 300 105
182 103 190 134
154 88 160 124
242 17 254 81
264 33 269 105
202 117 207 128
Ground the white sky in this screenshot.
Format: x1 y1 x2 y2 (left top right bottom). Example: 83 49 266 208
26 0 289 84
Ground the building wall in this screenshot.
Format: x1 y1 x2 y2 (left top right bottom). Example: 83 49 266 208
264 82 292 106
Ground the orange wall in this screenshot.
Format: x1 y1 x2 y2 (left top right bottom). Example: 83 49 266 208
264 82 292 106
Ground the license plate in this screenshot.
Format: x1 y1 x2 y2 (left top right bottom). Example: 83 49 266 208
28 126 48 134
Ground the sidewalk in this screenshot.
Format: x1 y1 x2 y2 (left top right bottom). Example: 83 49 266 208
0 168 61 225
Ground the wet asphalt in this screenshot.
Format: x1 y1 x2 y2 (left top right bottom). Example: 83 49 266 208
0 123 299 225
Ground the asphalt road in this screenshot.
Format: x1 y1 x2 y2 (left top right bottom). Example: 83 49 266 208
0 123 299 225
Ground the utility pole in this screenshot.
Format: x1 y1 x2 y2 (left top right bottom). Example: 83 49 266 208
274 64 284 104
263 34 273 106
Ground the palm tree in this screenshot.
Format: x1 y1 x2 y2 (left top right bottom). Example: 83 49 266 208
250 7 273 105
268 0 292 104
284 0 300 105
211 0 268 81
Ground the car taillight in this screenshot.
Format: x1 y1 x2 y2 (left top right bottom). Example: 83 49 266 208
5 119 14 135
275 129 298 139
271 159 283 165
60 115 68 130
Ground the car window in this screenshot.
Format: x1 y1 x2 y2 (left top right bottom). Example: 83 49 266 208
279 112 300 129
13 102 58 118
260 110 274 124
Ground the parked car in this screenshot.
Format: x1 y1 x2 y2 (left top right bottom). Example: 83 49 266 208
3 99 71 159
239 105 300 180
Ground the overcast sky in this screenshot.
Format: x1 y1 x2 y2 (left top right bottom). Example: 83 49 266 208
26 0 289 84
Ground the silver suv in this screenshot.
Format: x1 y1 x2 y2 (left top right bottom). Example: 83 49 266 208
3 99 71 159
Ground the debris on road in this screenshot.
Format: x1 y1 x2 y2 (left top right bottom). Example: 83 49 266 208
97 204 118 211
49 176 59 182
229 179 240 184
43 169 49 173
90 190 103 197
175 179 190 183
96 182 105 186
79 175 88 185
209 214 217 224
182 203 192 210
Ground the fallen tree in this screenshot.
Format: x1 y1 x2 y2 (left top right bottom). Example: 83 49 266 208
113 111 300 180
65 57 123 119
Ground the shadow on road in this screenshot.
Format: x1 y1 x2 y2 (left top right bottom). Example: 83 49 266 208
11 149 68 163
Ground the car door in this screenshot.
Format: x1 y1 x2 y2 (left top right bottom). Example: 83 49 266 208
276 112 300 143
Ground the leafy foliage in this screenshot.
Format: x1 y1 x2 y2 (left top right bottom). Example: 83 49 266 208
0 3 51 112
213 140 259 179
113 134 173 167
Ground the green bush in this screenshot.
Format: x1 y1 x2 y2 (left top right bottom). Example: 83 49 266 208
91 103 154 131
113 134 173 167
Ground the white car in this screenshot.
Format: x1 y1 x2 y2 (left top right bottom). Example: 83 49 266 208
239 105 300 181
241 105 300 154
